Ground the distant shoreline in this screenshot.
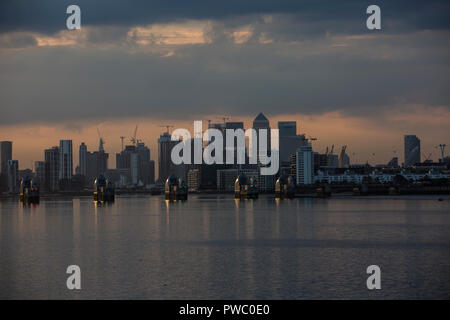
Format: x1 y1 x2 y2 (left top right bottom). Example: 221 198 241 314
1 192 448 200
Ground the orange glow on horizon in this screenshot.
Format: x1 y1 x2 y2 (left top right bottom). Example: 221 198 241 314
0 107 449 173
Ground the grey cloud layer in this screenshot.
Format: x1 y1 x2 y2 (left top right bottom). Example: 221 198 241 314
1 28 449 125
0 2 449 125
1 0 449 35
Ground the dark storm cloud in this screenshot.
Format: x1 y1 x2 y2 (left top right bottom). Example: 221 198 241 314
1 31 449 125
0 0 449 35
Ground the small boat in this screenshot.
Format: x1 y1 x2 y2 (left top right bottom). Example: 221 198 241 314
235 173 258 199
20 177 39 203
275 175 295 199
93 175 115 202
165 174 188 200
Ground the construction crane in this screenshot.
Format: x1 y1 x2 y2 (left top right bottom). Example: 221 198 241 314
160 125 174 134
120 136 125 151
130 125 142 146
97 127 105 152
423 152 433 161
330 145 334 155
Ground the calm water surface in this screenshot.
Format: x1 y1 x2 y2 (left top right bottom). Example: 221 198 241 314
1 195 449 299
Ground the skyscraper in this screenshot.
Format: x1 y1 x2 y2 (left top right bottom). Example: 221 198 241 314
45 146 60 192
278 121 296 137
7 159 19 193
79 142 109 187
158 131 178 183
59 140 73 181
136 142 153 185
116 142 154 186
95 150 109 178
79 142 87 177
34 161 45 186
404 135 420 167
296 144 314 185
130 152 139 185
253 113 271 163
0 141 12 191
0 141 12 175
225 121 245 166
278 121 306 165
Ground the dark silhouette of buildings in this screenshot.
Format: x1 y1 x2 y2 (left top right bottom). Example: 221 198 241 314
278 121 306 166
253 113 271 163
44 146 60 192
79 142 109 187
116 142 154 186
59 140 73 181
158 131 178 184
404 135 421 167
1 141 12 174
7 160 19 193
0 141 12 192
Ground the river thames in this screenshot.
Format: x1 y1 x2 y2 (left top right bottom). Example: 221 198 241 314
0 195 449 299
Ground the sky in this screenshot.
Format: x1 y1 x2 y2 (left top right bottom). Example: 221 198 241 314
0 0 449 170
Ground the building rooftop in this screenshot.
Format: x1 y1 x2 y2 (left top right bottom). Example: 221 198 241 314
254 112 268 122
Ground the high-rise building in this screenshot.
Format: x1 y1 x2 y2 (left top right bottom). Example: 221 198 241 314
130 152 139 185
116 145 136 170
136 142 153 185
204 124 234 183
314 152 328 173
116 142 154 186
253 113 271 163
225 121 245 166
95 150 108 177
278 121 306 165
278 121 296 137
7 160 19 193
0 141 12 192
79 142 87 177
290 153 297 182
158 132 178 183
34 161 45 186
45 146 60 192
0 141 12 175
59 140 73 181
296 145 314 185
78 142 108 187
404 135 420 167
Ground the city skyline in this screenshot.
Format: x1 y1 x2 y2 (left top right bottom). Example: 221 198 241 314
1 113 449 172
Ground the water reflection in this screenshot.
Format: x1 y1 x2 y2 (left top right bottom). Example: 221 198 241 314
0 195 449 299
